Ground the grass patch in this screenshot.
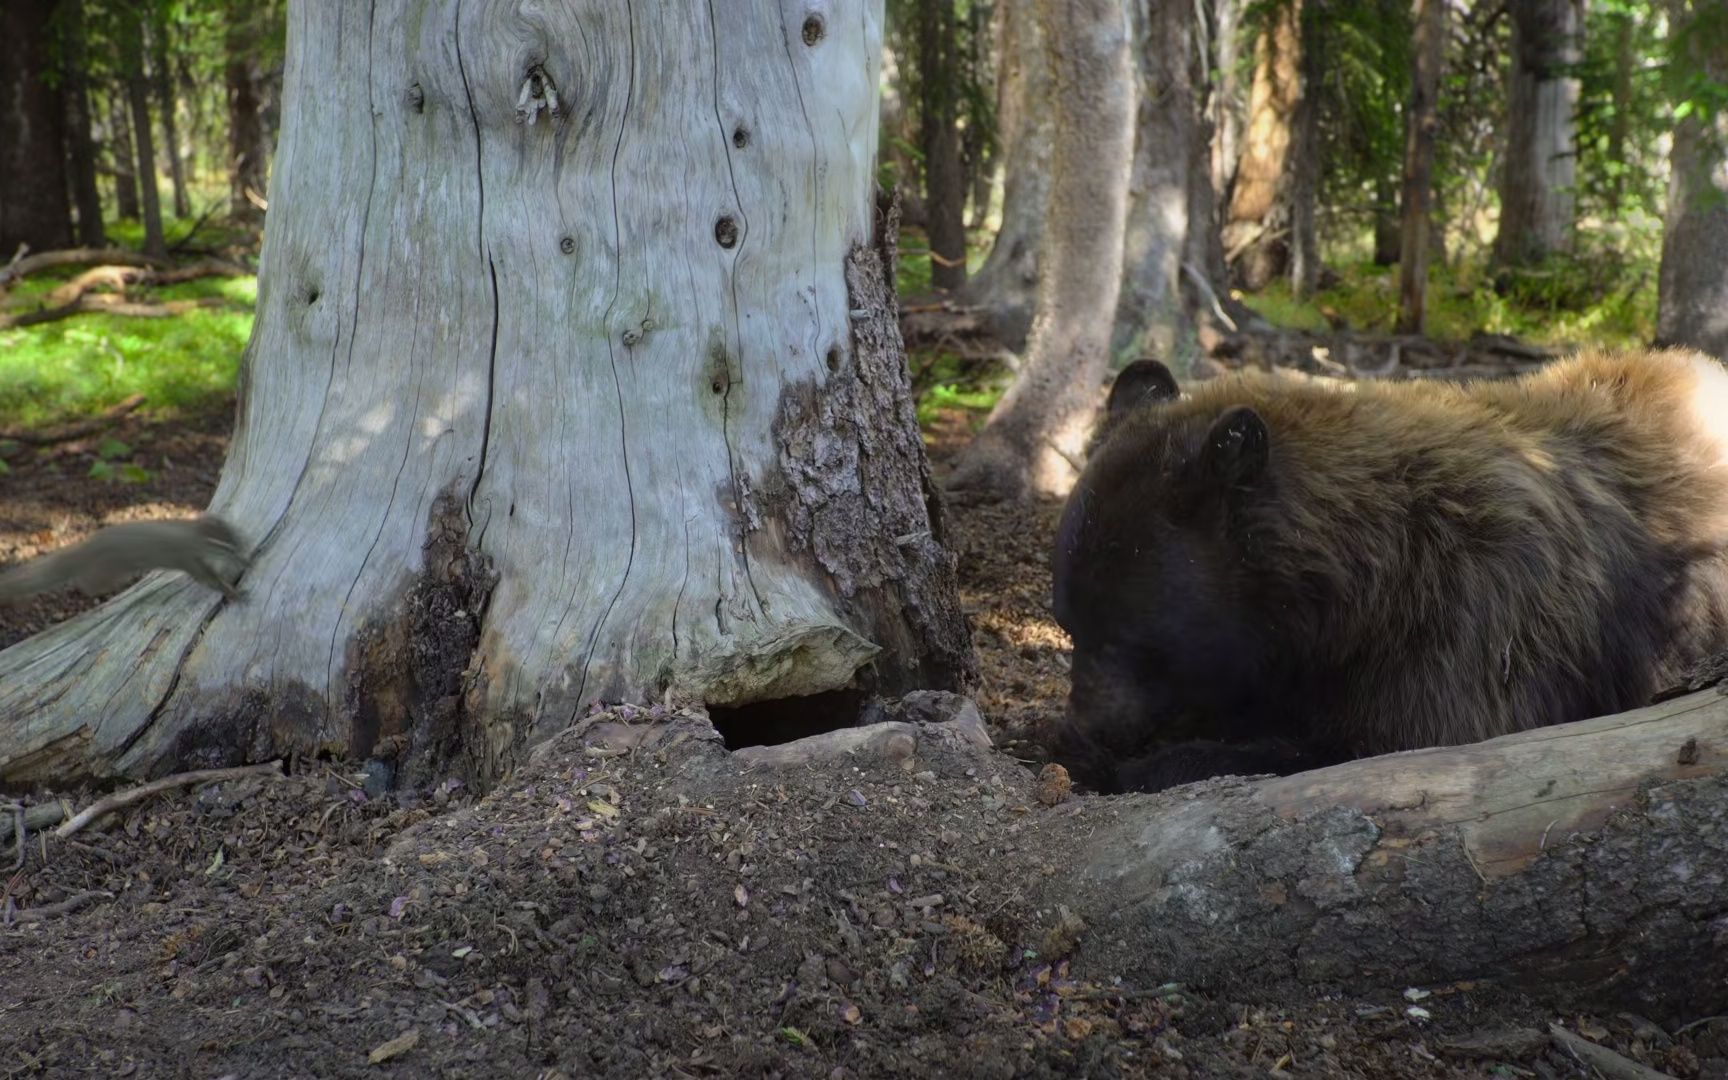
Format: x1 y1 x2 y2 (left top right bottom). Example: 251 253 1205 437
1240 252 1658 349
0 274 254 428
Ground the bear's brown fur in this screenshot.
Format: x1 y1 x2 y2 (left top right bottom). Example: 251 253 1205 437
1051 348 1728 792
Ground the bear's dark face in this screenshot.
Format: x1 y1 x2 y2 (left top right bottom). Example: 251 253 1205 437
1051 360 1282 793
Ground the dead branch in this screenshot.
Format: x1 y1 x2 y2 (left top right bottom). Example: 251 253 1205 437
1548 1023 1677 1080
0 247 168 290
0 393 147 446
0 801 72 846
0 295 229 331
55 761 285 839
6 890 112 924
36 259 247 308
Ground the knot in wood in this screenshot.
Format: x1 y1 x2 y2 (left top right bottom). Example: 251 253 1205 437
714 215 740 249
514 65 560 126
801 13 825 45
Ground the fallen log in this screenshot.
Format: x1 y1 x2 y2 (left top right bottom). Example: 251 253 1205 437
0 393 146 445
1056 688 1728 1022
0 247 168 290
587 688 1728 1020
0 294 230 331
37 259 250 307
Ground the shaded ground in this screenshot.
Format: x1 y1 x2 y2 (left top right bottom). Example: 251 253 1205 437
1 406 1724 1078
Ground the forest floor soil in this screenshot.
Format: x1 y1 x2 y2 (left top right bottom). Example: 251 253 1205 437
0 404 1721 1078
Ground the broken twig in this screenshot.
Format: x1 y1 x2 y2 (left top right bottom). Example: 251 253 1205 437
6 890 112 924
55 761 285 839
1548 1023 1676 1080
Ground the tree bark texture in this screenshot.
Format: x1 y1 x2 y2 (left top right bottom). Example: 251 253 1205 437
120 18 167 258
61 0 106 248
1223 0 1303 291
1209 0 1248 212
108 90 142 221
1286 1 1323 300
1371 177 1400 265
152 13 191 221
1115 0 1208 365
963 0 996 230
1491 0 1583 268
0 0 973 787
1656 2 1728 361
1056 689 1728 1019
1396 0 1444 335
960 0 1050 348
225 5 271 220
948 0 1135 499
0 0 73 257
918 0 968 292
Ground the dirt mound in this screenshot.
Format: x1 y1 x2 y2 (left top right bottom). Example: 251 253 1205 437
2 706 1719 1078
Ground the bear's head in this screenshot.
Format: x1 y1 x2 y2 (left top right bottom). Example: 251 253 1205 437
1051 359 1291 792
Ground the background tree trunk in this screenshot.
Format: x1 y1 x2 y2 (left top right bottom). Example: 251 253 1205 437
61 0 107 248
946 0 1135 500
1114 0 1207 365
1371 177 1400 265
960 0 1050 348
1655 2 1728 361
152 11 191 221
1209 0 1248 213
120 18 168 258
225 5 271 220
108 90 142 221
963 0 997 231
919 0 968 292
1223 0 1303 291
0 0 972 787
1396 0 1444 334
1491 0 1583 269
0 0 74 257
1604 11 1634 216
1286 0 1323 300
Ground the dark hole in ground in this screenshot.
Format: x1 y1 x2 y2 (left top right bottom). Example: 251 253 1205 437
708 688 867 749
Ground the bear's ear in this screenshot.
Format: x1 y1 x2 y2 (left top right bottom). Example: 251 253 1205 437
1200 405 1270 487
1106 359 1181 418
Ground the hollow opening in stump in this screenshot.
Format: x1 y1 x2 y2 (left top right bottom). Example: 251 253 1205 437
709 689 868 750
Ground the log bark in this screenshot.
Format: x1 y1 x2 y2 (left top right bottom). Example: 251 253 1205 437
575 687 1728 1019
0 0 972 786
1056 688 1728 1019
1491 0 1583 269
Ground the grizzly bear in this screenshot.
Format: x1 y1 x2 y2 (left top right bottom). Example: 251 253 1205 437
1051 348 1728 793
